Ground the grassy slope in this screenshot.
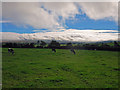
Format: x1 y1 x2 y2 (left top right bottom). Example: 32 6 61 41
2 48 119 88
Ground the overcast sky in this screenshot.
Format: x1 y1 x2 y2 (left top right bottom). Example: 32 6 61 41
1 2 118 33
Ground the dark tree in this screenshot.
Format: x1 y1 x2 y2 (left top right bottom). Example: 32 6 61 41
29 43 35 48
66 42 72 48
114 41 120 47
40 41 47 48
37 40 40 44
48 40 60 48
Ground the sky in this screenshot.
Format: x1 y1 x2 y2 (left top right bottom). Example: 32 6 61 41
1 2 119 34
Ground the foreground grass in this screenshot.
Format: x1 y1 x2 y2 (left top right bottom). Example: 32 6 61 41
2 48 119 88
0 48 2 89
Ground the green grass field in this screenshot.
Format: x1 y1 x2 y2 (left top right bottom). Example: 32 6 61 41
2 48 119 88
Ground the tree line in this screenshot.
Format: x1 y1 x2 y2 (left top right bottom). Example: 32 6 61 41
2 40 120 51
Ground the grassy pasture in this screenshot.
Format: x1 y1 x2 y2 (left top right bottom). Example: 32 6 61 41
2 48 119 88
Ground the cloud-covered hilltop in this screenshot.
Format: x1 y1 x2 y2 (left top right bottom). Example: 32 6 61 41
2 30 119 43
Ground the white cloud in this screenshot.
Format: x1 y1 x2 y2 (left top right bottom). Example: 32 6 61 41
2 2 78 30
78 2 118 21
2 2 60 30
118 2 120 25
43 2 79 20
33 30 41 32
0 20 12 23
1 0 119 2
0 1 1 34
2 2 118 31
